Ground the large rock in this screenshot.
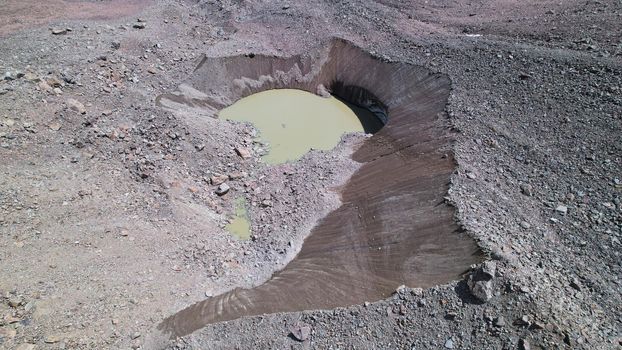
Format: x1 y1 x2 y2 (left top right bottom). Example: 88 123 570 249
467 261 496 302
289 321 311 342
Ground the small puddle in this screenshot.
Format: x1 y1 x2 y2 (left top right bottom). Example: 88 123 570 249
225 197 250 240
219 89 375 164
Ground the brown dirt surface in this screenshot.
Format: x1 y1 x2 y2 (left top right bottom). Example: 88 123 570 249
0 0 620 349
0 0 152 37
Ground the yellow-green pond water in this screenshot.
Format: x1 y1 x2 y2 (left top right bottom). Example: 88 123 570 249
226 197 251 240
219 88 365 164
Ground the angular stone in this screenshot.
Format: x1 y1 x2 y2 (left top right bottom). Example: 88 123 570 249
468 279 493 302
228 171 247 180
466 261 496 302
316 84 331 98
289 321 311 341
48 121 62 131
67 98 86 114
38 80 53 92
520 184 533 196
46 76 63 87
210 174 228 186
215 183 230 196
24 72 40 82
8 297 21 307
555 205 568 214
44 335 61 343
235 147 252 159
519 338 531 350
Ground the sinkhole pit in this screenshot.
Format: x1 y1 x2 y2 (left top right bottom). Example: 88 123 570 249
155 38 483 339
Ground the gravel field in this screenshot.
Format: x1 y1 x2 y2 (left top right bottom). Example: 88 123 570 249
0 0 620 349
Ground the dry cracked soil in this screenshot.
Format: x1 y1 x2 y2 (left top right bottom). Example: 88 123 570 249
0 0 621 349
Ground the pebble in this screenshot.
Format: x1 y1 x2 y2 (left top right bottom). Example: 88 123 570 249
555 205 568 214
235 146 252 159
51 28 67 35
519 338 531 350
289 321 311 341
520 221 531 229
44 335 61 343
444 338 454 349
46 76 63 87
5 314 20 324
67 98 86 114
48 121 62 131
493 316 506 327
133 23 146 29
520 184 533 196
228 172 246 180
210 174 228 186
445 311 457 320
131 332 141 339
215 183 230 196
8 297 22 307
514 315 531 327
570 278 581 291
23 72 39 82
38 80 53 92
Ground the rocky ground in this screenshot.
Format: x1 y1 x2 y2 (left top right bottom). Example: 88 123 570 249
0 0 620 349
